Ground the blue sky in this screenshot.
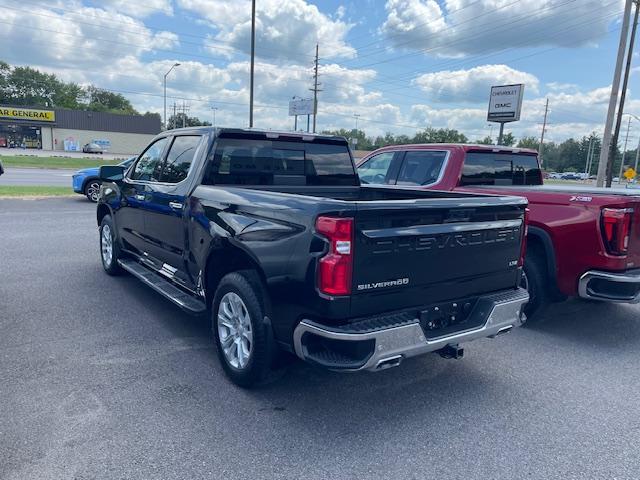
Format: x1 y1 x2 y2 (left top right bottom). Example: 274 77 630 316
0 0 634 143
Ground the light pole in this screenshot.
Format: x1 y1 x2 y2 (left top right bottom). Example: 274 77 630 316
249 0 256 127
210 106 218 128
163 63 180 130
353 114 361 148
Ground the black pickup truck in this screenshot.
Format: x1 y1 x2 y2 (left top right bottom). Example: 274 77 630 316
97 127 529 386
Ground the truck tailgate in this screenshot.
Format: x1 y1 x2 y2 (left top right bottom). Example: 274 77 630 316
350 199 526 318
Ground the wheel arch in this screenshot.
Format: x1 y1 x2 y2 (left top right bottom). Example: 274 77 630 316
96 203 112 227
204 243 269 309
81 176 100 193
527 226 565 300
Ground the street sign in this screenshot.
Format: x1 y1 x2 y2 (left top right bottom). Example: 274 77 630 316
289 98 314 116
487 84 524 122
624 167 636 181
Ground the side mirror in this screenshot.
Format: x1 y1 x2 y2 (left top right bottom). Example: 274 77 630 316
99 165 125 182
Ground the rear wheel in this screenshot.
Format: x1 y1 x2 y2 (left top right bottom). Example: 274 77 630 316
521 248 549 323
212 270 274 387
84 180 101 202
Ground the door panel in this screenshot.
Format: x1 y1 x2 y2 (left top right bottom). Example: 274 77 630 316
141 135 202 290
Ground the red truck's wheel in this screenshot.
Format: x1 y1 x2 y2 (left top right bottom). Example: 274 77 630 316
522 248 549 322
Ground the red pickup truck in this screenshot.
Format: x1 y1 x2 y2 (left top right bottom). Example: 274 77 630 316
357 144 640 319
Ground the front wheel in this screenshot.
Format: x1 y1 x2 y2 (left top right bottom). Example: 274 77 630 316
84 180 102 202
212 270 274 387
99 215 122 275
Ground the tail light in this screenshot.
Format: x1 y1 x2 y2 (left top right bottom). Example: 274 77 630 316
601 208 633 256
519 207 530 267
316 216 354 296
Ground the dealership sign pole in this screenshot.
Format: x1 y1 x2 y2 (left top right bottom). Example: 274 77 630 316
289 98 314 132
487 84 524 145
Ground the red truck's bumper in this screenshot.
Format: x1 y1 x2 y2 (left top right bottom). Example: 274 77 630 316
578 268 640 303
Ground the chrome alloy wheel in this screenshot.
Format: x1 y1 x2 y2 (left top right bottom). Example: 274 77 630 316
217 292 253 369
101 224 113 267
86 181 101 202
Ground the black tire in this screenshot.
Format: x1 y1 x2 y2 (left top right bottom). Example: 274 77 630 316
99 214 122 276
84 179 102 202
521 247 549 323
212 270 275 388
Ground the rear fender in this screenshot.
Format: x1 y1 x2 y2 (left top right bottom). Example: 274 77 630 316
528 226 565 300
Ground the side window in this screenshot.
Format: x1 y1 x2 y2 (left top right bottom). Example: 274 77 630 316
130 137 169 182
357 152 395 184
396 151 447 186
161 135 201 184
460 153 542 186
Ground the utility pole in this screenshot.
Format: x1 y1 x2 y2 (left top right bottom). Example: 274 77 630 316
310 44 321 133
353 113 361 148
211 106 218 128
597 0 634 187
539 98 549 167
619 115 633 182
584 137 594 179
634 134 640 174
607 0 640 186
249 0 256 127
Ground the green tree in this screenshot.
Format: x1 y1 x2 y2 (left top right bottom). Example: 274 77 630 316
167 113 211 129
476 136 493 145
413 127 468 143
500 132 516 146
3 65 64 107
517 136 539 149
84 86 138 114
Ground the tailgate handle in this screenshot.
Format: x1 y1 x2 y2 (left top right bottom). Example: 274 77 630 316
361 219 522 238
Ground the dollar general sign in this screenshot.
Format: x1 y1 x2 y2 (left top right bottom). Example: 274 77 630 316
0 107 55 122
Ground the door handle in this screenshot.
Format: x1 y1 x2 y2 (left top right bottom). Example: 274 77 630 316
169 201 183 210
135 194 146 201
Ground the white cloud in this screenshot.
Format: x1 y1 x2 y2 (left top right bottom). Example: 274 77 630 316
381 0 623 57
179 0 355 62
413 64 539 103
91 0 174 17
0 6 179 69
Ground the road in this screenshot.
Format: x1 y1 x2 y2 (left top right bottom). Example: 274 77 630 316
0 149 128 161
0 167 75 186
2 198 640 479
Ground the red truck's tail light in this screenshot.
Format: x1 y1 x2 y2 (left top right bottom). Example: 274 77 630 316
601 208 633 256
519 207 530 267
316 216 354 296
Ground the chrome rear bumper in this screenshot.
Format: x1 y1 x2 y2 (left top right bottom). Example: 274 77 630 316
293 288 529 372
578 269 640 303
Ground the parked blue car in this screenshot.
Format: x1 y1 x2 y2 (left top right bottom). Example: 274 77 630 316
72 156 135 202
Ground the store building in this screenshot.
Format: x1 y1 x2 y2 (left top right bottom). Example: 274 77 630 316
0 105 161 155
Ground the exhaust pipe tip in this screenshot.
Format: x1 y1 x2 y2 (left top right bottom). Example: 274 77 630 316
375 355 403 370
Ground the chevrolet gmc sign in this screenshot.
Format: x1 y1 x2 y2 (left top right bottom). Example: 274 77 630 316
487 84 524 122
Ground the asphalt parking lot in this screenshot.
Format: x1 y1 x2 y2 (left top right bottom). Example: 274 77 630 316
2 198 640 480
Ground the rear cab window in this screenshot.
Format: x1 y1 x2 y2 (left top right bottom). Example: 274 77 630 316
460 151 542 186
204 134 358 186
